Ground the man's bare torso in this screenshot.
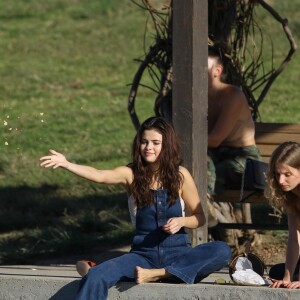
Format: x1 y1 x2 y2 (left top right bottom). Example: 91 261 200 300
208 85 256 148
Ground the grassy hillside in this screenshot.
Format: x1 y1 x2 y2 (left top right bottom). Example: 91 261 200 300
0 0 298 263
256 0 300 122
0 0 154 263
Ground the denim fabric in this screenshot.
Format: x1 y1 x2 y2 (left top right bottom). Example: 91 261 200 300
76 189 231 300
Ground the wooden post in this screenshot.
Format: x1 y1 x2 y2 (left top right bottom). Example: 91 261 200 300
172 0 208 244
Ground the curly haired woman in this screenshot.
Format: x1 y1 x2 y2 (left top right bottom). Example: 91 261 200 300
265 141 300 289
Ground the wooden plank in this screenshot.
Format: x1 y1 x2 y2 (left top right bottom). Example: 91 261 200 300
257 144 280 157
256 122 300 133
259 156 270 163
255 123 300 156
256 133 300 144
172 0 208 244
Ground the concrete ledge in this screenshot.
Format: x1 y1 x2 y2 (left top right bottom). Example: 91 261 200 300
0 265 299 299
109 282 300 300
0 277 79 300
0 265 80 300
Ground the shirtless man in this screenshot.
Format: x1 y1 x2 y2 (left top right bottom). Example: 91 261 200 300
206 47 261 241
207 47 260 196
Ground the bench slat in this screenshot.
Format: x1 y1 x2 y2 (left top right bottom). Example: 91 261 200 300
256 133 300 144
255 122 300 159
258 144 280 158
255 122 300 133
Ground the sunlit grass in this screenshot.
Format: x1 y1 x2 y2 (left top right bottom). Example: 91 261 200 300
255 1 300 122
0 0 299 263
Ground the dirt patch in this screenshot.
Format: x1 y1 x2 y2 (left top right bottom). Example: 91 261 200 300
249 230 287 267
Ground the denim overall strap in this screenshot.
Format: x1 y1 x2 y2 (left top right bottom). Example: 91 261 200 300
134 189 185 236
155 189 169 227
132 189 187 266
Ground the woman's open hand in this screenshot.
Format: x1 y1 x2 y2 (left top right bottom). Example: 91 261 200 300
269 279 290 288
40 149 69 169
269 278 300 289
285 281 300 289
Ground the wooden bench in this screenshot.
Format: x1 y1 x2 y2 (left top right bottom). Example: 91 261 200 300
213 122 300 230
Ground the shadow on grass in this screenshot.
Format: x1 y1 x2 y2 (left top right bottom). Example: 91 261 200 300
0 184 134 264
1 185 288 265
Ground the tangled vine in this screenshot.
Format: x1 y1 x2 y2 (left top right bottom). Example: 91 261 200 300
128 0 297 130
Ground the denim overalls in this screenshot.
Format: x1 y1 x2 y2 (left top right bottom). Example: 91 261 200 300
76 189 231 300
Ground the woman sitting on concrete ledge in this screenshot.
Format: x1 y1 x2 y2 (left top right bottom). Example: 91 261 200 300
40 116 231 300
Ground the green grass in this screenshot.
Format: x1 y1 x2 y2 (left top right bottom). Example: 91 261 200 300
255 1 300 122
0 0 154 263
0 0 298 263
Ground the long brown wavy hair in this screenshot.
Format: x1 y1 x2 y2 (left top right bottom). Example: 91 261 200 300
264 141 300 213
130 116 183 208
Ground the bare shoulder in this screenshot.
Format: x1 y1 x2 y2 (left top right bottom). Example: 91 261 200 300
221 85 250 117
179 166 189 175
179 166 193 181
178 166 200 203
224 85 246 102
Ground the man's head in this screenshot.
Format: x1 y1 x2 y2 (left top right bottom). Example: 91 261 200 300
208 46 227 83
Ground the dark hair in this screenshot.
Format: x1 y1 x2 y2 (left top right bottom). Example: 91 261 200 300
208 46 223 64
130 116 183 207
208 46 229 83
264 141 300 212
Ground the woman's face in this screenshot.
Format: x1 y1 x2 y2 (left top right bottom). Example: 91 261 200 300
275 163 300 192
140 129 162 165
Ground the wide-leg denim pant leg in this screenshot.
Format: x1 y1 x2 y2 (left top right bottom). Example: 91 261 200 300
76 252 153 300
165 241 231 284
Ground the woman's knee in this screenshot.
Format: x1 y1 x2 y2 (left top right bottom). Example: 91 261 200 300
212 241 232 260
85 266 105 284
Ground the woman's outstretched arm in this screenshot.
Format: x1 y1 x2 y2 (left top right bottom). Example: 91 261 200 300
40 149 133 186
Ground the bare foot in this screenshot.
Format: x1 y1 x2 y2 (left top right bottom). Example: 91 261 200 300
135 266 170 283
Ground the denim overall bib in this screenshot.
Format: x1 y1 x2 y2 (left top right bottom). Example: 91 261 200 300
76 189 231 300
